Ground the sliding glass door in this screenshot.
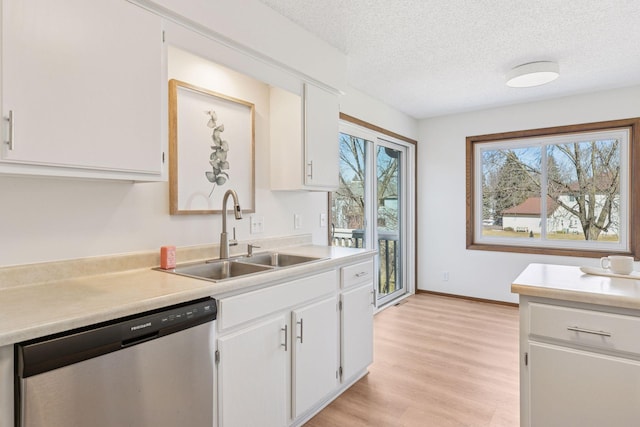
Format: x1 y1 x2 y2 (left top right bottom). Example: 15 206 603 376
331 122 412 307
375 141 404 305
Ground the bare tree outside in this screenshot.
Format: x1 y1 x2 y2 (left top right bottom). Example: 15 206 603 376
548 141 620 241
481 138 621 242
376 146 400 229
331 133 401 297
332 133 366 246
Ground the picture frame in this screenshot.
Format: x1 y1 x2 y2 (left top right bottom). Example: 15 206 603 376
169 79 255 215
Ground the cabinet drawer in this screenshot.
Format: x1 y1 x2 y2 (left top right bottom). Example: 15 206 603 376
341 259 374 289
218 270 337 330
529 303 640 355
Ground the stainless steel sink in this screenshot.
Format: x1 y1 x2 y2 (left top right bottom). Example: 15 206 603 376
157 251 325 282
237 252 323 268
168 259 273 282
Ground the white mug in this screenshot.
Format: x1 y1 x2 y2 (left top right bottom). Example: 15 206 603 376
600 255 635 275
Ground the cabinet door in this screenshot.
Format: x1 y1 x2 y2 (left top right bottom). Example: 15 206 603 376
341 283 374 381
292 296 338 418
1 0 164 179
217 315 288 427
303 83 339 190
529 342 640 427
269 86 303 190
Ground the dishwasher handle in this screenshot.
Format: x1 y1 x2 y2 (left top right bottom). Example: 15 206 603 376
122 331 160 348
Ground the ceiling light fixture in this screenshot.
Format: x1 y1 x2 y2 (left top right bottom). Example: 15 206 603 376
506 61 559 88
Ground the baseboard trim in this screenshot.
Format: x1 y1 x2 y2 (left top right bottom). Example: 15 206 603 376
416 289 519 308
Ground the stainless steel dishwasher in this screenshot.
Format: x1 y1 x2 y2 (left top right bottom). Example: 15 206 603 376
15 297 217 427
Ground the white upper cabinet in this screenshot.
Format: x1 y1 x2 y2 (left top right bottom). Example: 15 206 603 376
270 83 339 191
0 0 165 181
303 83 339 189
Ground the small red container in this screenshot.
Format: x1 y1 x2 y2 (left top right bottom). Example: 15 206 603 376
160 246 176 269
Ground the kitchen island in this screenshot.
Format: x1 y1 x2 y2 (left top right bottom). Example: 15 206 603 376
0 236 376 427
512 263 640 427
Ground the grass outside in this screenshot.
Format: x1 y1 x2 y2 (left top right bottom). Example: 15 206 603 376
482 228 619 242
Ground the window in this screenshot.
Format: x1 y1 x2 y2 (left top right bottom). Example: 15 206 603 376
466 118 640 258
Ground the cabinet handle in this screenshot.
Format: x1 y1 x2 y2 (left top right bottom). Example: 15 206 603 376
281 325 288 351
355 271 368 278
5 110 14 150
306 160 313 179
297 318 304 344
567 326 612 337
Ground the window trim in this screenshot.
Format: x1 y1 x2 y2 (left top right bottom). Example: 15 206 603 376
466 117 640 259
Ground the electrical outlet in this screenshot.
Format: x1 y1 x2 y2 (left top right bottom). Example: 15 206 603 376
250 215 264 234
320 213 327 227
294 214 302 229
443 271 449 281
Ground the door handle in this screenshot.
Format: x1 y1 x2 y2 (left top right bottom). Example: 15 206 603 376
306 160 313 179
5 110 14 150
297 318 304 344
281 325 288 351
567 326 611 337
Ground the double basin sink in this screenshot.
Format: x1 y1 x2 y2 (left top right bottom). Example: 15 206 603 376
162 252 326 282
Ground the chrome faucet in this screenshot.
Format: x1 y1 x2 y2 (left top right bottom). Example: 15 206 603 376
220 189 242 259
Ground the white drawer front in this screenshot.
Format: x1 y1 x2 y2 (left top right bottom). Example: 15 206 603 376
529 303 640 355
341 259 374 289
219 270 337 330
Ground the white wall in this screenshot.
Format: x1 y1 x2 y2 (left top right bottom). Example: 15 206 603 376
340 86 419 141
0 1 420 269
418 85 640 303
0 158 329 267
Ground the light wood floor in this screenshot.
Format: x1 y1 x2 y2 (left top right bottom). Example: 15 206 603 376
305 293 520 427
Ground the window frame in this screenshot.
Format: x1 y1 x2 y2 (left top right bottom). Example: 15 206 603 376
466 117 640 259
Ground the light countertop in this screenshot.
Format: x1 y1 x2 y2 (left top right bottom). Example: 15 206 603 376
512 263 640 310
0 244 374 347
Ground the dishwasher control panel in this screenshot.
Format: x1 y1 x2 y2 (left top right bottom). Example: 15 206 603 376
121 298 217 341
17 297 217 378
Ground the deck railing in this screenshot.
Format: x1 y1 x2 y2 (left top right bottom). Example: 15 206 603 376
332 228 399 295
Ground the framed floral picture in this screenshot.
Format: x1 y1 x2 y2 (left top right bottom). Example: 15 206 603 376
169 79 255 215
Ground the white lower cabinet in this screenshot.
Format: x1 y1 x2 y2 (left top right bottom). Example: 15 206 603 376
292 297 338 418
217 315 288 427
340 283 374 382
529 342 640 427
521 298 640 427
216 270 341 427
340 260 375 383
216 258 374 427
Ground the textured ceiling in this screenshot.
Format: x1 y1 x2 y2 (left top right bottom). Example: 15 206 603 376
257 0 640 119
